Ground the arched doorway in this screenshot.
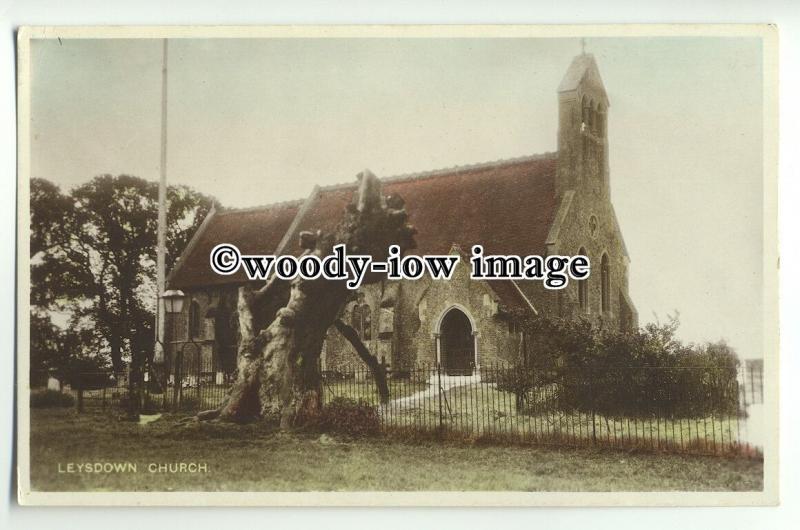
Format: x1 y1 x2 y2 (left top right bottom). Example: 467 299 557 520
439 308 475 376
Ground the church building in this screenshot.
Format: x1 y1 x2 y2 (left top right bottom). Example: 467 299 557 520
166 53 638 377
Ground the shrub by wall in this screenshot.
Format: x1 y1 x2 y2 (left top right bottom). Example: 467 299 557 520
501 314 741 419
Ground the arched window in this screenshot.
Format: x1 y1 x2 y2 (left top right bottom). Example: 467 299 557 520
350 303 361 333
188 300 201 339
597 106 606 184
601 253 610 313
362 305 372 341
591 103 600 136
581 97 590 131
578 247 589 313
596 106 605 136
350 300 372 341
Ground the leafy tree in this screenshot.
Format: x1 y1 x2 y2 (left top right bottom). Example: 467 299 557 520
29 312 107 386
30 176 217 373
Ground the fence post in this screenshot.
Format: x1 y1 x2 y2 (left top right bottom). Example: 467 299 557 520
589 380 596 445
437 361 444 435
317 357 324 406
196 347 202 409
161 359 168 411
172 350 181 412
77 387 84 413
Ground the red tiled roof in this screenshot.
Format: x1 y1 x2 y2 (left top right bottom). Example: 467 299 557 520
168 200 302 289
283 153 558 257
391 154 557 256
169 152 559 312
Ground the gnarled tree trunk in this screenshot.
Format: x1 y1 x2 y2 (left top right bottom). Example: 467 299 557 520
197 170 415 426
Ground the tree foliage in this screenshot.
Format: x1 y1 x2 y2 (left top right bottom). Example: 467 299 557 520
29 312 107 386
30 176 217 374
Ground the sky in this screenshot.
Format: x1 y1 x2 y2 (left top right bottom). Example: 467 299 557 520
29 36 765 359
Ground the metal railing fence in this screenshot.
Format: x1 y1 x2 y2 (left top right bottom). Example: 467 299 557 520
31 359 763 457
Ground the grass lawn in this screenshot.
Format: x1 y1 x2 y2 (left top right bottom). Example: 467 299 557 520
414 383 745 453
69 384 232 413
28 408 762 492
323 378 430 405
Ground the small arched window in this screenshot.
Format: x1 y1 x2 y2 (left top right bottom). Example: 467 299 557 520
362 305 372 341
351 300 372 341
601 253 611 313
578 247 589 313
189 300 201 339
351 303 362 332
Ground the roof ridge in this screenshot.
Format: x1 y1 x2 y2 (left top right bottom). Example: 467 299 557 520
216 151 556 212
319 151 557 192
217 198 305 215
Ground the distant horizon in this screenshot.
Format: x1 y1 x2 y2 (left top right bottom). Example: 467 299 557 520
29 36 765 359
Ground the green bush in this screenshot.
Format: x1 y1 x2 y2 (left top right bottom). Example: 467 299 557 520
508 314 742 419
317 397 380 437
30 389 74 408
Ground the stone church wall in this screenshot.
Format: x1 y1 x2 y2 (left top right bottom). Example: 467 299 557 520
550 190 634 330
166 286 241 376
320 258 523 373
394 258 523 370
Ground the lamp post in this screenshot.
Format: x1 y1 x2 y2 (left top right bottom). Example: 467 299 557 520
127 289 185 421
162 289 186 315
161 289 185 410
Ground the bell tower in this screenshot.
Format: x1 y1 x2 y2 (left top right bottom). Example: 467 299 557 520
555 52 610 199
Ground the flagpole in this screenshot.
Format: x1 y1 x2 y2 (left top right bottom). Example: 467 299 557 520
155 38 168 363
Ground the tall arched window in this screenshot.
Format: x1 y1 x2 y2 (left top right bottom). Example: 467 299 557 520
592 102 602 135
581 96 590 130
601 253 610 313
596 106 606 181
189 300 201 339
577 247 589 313
581 97 591 176
596 106 605 136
